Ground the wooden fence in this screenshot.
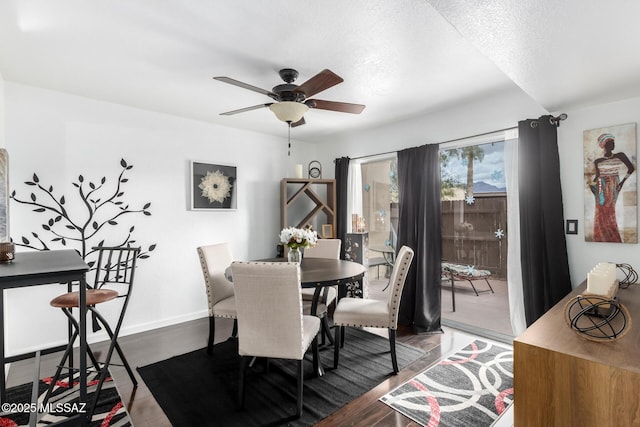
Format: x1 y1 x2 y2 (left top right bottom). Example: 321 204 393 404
441 193 507 278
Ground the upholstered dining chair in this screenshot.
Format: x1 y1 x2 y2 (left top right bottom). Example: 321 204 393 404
332 245 414 374
301 239 341 300
301 239 341 344
303 238 341 260
197 243 238 355
231 261 320 418
43 246 140 421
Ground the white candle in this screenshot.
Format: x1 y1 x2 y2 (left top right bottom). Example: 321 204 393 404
593 263 616 285
587 272 609 295
294 164 303 178
585 262 618 295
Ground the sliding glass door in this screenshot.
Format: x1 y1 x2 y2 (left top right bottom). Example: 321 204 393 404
441 142 507 276
440 136 514 338
358 157 398 279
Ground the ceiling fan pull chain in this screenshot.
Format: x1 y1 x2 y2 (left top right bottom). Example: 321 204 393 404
288 123 291 157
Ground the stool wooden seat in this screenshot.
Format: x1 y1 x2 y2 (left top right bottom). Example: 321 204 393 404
50 289 118 308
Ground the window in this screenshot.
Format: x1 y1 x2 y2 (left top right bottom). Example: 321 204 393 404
360 157 398 251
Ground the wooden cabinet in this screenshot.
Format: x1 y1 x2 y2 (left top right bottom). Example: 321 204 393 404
280 178 336 232
513 282 640 426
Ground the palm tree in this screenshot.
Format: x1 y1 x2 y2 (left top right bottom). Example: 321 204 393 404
460 146 485 195
440 147 485 198
440 149 462 199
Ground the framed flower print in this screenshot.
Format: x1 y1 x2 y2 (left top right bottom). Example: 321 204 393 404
190 161 237 210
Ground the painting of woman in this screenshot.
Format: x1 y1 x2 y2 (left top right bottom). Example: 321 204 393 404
584 124 637 243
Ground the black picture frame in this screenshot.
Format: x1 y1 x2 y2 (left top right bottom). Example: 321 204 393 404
566 219 578 235
190 161 237 210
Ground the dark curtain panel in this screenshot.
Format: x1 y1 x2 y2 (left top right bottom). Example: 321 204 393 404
334 157 350 259
518 115 572 326
396 145 442 333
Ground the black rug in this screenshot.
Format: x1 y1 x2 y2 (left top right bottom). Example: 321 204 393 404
0 370 132 426
138 328 425 427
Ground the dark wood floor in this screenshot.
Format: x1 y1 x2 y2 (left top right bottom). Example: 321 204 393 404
8 317 479 427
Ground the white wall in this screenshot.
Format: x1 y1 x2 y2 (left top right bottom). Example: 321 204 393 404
3 82 317 355
558 97 640 286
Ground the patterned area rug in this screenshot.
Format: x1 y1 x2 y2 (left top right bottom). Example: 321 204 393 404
380 339 513 427
0 370 132 426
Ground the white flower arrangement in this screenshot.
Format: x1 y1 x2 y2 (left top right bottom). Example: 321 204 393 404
198 170 232 204
279 226 318 250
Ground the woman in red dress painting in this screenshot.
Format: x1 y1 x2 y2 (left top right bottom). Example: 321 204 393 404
590 133 635 242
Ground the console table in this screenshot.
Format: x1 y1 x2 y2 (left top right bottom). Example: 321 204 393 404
513 281 640 426
0 250 89 424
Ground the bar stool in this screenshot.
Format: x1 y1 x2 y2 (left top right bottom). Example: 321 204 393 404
43 246 140 420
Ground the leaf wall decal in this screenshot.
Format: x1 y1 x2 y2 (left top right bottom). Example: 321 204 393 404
10 159 157 267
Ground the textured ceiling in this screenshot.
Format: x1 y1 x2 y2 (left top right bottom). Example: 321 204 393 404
428 0 640 112
0 1 639 142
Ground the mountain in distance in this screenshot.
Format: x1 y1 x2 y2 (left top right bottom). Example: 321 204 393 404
473 181 506 193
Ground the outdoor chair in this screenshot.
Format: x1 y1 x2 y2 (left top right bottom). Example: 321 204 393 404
441 262 494 295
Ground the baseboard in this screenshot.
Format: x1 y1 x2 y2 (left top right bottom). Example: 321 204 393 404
118 310 209 337
9 310 209 356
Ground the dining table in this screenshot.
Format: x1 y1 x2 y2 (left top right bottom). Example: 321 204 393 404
292 258 365 312
0 249 90 426
243 257 366 313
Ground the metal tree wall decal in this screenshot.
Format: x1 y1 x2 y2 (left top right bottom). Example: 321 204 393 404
10 158 156 266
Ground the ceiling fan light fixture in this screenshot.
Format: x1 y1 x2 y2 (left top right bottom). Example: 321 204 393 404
269 101 308 123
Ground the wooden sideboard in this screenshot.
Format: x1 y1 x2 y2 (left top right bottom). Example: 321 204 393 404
513 282 640 426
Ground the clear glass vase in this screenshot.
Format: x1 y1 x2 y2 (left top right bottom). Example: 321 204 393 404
287 247 302 263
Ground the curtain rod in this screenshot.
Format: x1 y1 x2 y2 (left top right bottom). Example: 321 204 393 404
348 125 518 161
344 113 567 162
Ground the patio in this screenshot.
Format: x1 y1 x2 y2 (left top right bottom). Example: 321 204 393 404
368 274 513 340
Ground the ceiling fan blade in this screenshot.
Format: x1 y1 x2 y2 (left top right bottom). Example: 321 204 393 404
291 117 306 127
219 103 272 116
214 77 277 100
294 69 343 98
307 99 365 114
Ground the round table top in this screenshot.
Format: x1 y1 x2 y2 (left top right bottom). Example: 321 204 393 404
257 258 366 288
299 258 365 287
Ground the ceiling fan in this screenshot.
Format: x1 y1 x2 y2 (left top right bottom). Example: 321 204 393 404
213 68 365 127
